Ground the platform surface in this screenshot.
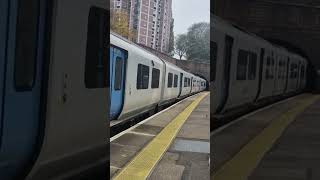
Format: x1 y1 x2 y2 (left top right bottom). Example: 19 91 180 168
110 92 210 180
211 93 320 180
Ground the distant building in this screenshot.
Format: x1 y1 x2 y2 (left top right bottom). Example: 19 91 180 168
111 0 173 53
110 0 130 11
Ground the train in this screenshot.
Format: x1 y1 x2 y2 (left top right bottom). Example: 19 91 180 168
110 32 207 123
0 0 206 178
1 0 108 179
211 15 308 120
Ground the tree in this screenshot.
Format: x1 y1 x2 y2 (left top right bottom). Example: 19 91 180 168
175 34 189 60
185 22 210 62
168 18 175 56
110 10 136 41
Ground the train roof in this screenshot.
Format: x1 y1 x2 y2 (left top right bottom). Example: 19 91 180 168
110 32 206 80
110 32 164 64
212 15 306 60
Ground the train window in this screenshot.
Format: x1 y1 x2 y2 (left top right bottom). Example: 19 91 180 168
270 58 275 78
14 0 40 90
278 61 281 78
151 68 160 88
290 63 297 79
174 74 178 87
184 77 189 87
266 57 270 79
184 77 188 87
114 57 123 90
294 64 298 78
168 73 173 87
237 50 248 80
301 65 305 79
137 64 149 89
211 42 218 81
85 7 108 88
248 52 257 80
188 78 191 87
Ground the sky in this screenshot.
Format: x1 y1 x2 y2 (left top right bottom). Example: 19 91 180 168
172 0 210 36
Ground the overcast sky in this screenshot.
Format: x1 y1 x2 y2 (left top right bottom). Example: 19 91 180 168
172 0 210 36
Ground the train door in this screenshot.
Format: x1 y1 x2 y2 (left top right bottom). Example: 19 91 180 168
110 46 126 120
178 73 183 97
216 35 233 113
0 0 49 179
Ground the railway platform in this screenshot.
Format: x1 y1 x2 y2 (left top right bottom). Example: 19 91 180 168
211 93 320 180
110 92 210 180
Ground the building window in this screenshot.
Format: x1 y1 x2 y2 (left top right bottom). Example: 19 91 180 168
151 68 160 88
85 7 108 89
168 73 173 87
137 64 149 89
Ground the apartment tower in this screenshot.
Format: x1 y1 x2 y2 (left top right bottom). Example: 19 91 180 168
111 0 173 53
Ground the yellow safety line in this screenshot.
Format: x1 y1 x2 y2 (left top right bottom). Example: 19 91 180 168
113 92 209 180
212 95 320 180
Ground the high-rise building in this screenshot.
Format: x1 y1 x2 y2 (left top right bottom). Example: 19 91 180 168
111 0 173 53
110 0 130 11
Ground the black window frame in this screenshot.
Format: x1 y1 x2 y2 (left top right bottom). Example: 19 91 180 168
211 41 218 81
184 77 188 87
248 52 257 80
137 64 150 89
173 74 178 87
236 49 248 80
14 0 41 91
167 72 173 88
301 65 305 79
151 68 160 89
85 6 108 89
114 57 123 90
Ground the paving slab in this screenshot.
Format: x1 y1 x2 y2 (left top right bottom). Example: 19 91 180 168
249 97 320 180
111 92 210 179
211 94 313 172
150 93 210 180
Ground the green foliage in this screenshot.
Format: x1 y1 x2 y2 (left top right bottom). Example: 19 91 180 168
175 34 189 60
174 22 210 62
168 18 175 56
186 22 210 62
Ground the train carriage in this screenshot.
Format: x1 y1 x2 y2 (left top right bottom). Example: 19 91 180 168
110 33 164 121
110 32 207 123
160 61 182 105
211 15 308 117
1 0 109 179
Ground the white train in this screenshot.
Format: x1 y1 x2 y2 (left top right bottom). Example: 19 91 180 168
110 32 207 124
1 0 108 179
211 15 307 117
